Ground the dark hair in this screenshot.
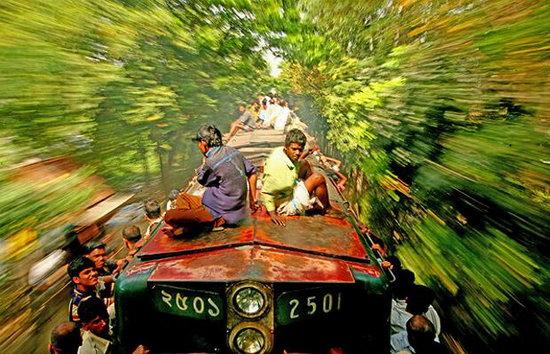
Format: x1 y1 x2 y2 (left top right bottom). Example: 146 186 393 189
406 285 435 315
144 199 161 219
77 296 108 325
238 102 247 108
285 129 307 148
406 315 436 348
82 241 105 255
67 256 95 279
392 269 415 299
168 189 180 201
122 225 142 242
50 322 81 354
386 255 402 271
194 124 222 148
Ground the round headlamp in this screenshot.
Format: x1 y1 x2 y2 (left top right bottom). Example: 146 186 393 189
235 327 265 354
234 287 265 316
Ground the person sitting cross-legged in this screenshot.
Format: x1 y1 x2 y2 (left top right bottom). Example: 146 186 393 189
163 124 258 237
260 128 337 226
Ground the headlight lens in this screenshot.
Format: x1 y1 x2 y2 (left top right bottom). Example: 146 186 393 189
235 287 265 315
235 328 265 354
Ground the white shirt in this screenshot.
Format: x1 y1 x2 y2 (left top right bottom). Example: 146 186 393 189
273 107 291 130
258 109 268 122
391 299 441 341
390 331 414 354
265 104 282 127
78 331 111 354
145 218 163 239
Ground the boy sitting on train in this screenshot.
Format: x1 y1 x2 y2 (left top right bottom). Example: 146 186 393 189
163 124 257 237
300 144 348 192
227 102 257 141
260 129 336 226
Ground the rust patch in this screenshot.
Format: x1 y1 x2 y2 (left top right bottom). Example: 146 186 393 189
148 247 357 283
124 261 157 277
255 215 368 260
139 223 254 257
350 263 382 278
323 215 351 227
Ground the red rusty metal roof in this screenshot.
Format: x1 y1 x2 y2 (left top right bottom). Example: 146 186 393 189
148 245 378 283
253 214 368 260
138 214 368 262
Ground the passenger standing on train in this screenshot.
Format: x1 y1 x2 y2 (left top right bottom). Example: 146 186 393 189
49 322 82 354
83 242 116 288
261 129 335 226
78 295 151 354
67 256 100 323
76 297 111 354
115 225 143 270
144 199 163 239
164 124 257 237
390 269 416 334
391 315 447 354
391 284 441 341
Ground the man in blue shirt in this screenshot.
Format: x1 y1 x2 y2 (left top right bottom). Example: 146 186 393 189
164 124 257 236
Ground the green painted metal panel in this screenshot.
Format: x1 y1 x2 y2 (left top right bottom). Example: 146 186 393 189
276 287 345 325
152 284 224 321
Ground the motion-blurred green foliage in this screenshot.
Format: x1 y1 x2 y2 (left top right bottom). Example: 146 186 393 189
0 0 548 351
279 0 549 351
0 0 280 191
0 0 281 340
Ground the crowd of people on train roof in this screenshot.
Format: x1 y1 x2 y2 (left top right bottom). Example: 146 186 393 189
50 94 445 354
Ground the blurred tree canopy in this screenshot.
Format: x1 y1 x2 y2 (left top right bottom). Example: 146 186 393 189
0 0 282 328
0 0 282 191
0 0 549 352
277 0 549 351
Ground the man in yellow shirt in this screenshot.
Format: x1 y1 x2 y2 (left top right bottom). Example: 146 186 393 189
260 129 332 226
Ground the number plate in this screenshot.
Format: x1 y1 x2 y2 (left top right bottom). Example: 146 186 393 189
276 288 344 325
152 285 224 321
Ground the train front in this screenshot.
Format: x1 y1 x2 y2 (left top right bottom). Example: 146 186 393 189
115 215 391 353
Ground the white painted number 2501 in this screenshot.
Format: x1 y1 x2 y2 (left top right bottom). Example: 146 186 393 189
289 292 342 319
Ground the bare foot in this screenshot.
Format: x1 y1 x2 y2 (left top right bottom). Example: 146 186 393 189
324 207 344 218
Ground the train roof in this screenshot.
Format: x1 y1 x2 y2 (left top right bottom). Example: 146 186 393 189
129 129 382 284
